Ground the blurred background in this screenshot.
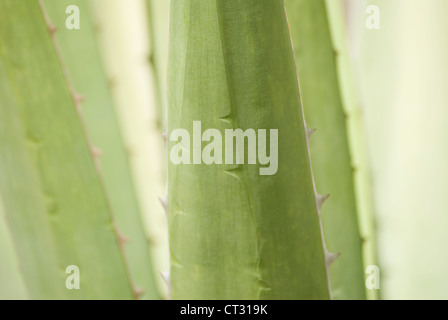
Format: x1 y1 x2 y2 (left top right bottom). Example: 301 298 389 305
345 0 448 299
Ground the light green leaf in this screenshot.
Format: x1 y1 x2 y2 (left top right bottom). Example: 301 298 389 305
285 0 366 299
41 0 159 300
87 0 170 298
147 0 170 130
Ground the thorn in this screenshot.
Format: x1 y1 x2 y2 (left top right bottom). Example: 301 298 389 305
125 145 136 158
333 48 340 57
162 130 168 143
133 287 145 300
146 235 158 246
118 233 130 246
48 24 57 36
108 76 117 88
316 194 330 211
114 224 130 247
148 52 155 65
74 93 85 104
306 127 317 139
161 271 172 300
159 196 169 215
325 251 341 267
91 146 104 159
161 271 171 286
219 114 233 124
93 23 102 34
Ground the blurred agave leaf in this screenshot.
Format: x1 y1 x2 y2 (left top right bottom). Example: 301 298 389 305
285 0 366 300
41 0 159 299
0 195 28 300
168 0 329 299
0 0 134 299
147 0 170 130
325 0 378 300
355 0 448 299
88 0 169 297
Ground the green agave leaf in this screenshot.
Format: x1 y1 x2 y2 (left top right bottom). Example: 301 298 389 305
41 0 159 300
168 0 329 299
284 0 366 299
0 0 134 299
0 194 28 300
325 0 379 300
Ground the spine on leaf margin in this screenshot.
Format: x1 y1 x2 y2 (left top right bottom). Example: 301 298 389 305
0 0 141 299
168 0 332 299
284 0 367 300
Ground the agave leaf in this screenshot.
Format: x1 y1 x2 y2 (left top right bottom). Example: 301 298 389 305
41 0 159 300
168 0 329 299
356 0 448 299
0 194 28 300
147 0 170 130
284 0 366 299
0 0 133 299
325 0 379 300
88 0 169 297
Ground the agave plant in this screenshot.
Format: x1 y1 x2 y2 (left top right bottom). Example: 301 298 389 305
2 0 446 301
0 0 372 300
0 0 378 300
